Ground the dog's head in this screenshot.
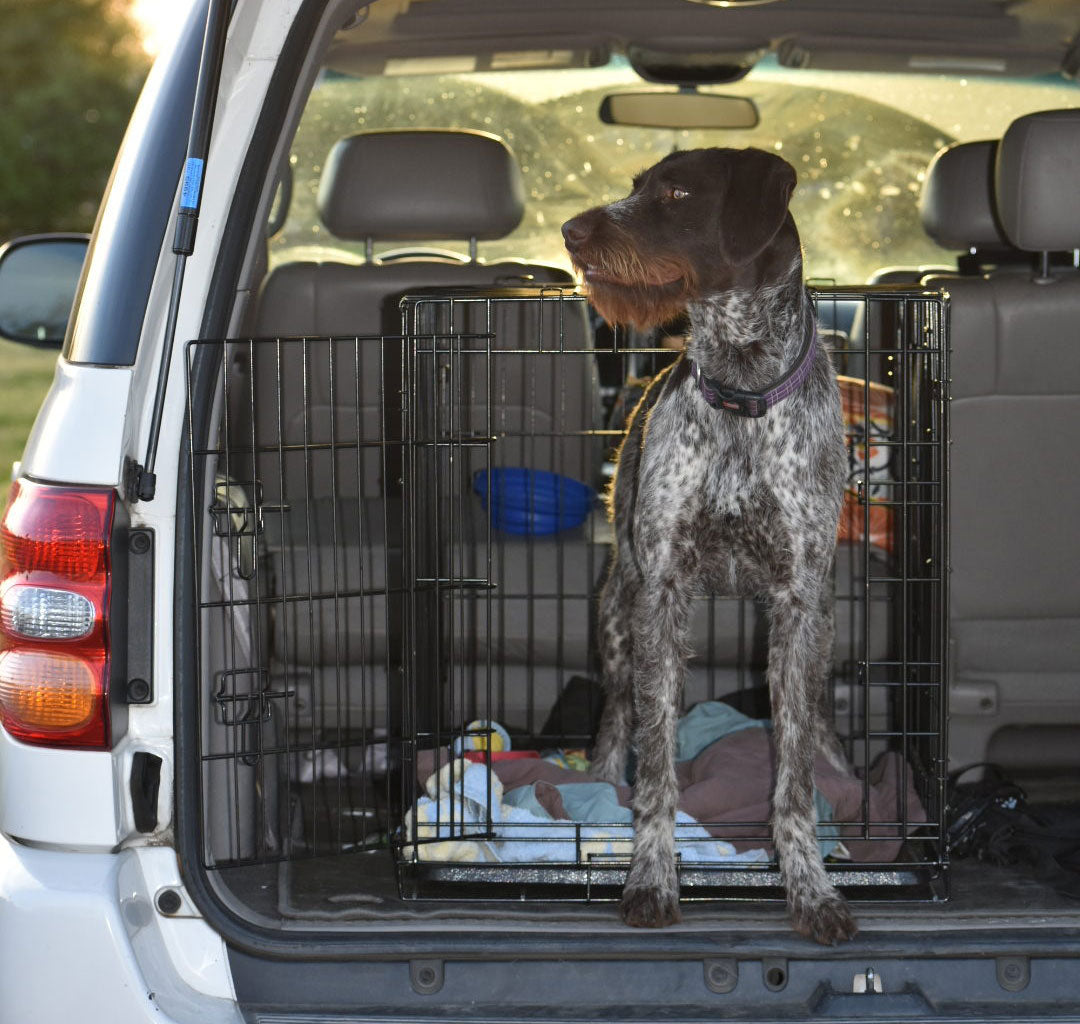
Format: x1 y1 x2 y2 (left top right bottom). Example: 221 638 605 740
561 147 798 329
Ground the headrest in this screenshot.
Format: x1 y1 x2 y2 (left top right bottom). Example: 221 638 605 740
996 109 1080 252
317 130 525 242
920 141 1009 251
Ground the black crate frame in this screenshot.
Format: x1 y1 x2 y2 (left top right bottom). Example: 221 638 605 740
186 285 949 904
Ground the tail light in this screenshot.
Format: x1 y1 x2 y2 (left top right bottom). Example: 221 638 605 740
0 480 115 749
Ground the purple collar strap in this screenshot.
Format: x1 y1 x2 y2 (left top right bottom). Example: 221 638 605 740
688 320 818 418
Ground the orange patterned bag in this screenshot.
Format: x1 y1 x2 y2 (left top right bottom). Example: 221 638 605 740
837 375 894 554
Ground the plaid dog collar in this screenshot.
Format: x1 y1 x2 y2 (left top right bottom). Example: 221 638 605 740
687 319 818 418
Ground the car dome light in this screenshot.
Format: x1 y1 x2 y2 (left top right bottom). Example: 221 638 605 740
1 585 95 640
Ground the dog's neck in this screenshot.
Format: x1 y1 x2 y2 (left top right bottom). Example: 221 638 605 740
685 257 810 392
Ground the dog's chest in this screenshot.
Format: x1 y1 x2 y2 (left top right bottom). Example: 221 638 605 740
642 387 791 518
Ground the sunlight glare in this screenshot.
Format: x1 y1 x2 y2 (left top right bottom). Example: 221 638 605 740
130 0 197 56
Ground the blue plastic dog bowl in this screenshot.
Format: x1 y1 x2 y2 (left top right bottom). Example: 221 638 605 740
473 468 593 535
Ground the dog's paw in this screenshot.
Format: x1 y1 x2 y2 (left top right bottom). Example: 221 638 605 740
621 885 682 928
790 892 858 946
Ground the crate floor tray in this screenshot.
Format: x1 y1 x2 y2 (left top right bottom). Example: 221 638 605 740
397 858 942 903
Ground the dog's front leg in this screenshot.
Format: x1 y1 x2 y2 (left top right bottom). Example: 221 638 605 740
768 586 858 945
810 580 853 777
591 556 639 785
621 575 690 928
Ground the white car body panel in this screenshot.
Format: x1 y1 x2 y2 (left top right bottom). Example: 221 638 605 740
0 4 303 1020
0 727 119 847
0 835 240 1023
20 362 132 487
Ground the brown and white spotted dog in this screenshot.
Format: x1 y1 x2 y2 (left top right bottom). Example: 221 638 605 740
561 147 856 945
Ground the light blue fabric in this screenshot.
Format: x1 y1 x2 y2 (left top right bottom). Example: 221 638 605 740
675 701 766 762
504 780 634 825
555 782 632 824
815 789 841 859
406 760 573 863
411 700 844 862
504 776 837 861
407 761 766 864
501 778 766 864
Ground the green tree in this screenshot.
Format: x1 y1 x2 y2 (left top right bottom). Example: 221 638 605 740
0 0 148 239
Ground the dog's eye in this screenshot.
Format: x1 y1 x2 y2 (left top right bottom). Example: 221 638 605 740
670 187 690 200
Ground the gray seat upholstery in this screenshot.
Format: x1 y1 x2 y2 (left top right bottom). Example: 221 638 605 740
919 140 1013 261
868 139 1018 286
249 129 596 504
850 141 1021 384
924 110 1080 770
240 130 601 731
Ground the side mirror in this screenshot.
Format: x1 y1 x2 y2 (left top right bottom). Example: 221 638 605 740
0 234 89 349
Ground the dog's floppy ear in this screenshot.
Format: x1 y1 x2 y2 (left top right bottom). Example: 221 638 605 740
718 149 797 266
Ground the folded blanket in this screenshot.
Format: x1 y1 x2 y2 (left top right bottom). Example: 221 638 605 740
402 757 767 865
413 702 926 864
487 705 926 863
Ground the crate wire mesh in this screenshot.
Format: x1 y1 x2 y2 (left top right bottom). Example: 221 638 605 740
187 285 949 904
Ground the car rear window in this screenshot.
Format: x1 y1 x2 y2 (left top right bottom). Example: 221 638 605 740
271 59 1080 284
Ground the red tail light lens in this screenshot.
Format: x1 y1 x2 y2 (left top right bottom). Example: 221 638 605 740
1 483 109 580
0 480 114 749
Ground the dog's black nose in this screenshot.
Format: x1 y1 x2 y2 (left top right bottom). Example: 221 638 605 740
561 216 589 249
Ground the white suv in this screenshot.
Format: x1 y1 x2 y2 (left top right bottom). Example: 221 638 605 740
2 1 1080 1021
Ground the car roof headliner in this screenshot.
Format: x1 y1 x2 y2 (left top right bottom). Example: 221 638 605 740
327 0 1080 80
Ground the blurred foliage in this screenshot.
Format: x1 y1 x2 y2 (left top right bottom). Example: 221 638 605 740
0 0 148 239
0 339 57 479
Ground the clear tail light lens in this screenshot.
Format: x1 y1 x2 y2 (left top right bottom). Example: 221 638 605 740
1 585 95 640
0 480 115 749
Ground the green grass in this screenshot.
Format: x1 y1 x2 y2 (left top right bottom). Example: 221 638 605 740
0 338 58 483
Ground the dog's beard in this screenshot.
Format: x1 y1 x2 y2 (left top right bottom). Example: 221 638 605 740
584 279 692 330
570 249 696 330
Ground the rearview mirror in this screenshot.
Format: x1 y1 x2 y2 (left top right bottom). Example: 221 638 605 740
0 234 89 349
599 91 759 130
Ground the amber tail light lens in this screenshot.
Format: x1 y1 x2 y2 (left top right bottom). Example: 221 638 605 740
0 480 115 749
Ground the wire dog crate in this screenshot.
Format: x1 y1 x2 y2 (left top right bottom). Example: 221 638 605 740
186 284 949 906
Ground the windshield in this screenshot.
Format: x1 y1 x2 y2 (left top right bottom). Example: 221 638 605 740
272 60 1080 284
